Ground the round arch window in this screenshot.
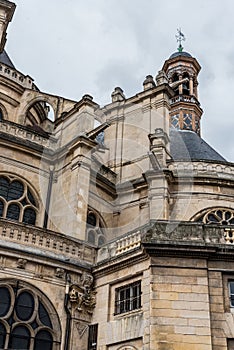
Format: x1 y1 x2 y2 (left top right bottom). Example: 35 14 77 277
0 281 61 349
0 175 38 225
193 208 234 225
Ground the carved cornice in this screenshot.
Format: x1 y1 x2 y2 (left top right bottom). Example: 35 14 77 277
142 221 234 259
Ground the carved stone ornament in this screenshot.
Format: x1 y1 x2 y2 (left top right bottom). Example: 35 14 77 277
68 272 96 314
16 258 27 269
55 267 65 278
76 322 89 337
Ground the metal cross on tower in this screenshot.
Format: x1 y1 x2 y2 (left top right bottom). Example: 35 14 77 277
175 28 185 52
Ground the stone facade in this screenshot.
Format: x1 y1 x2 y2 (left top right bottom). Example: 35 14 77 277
1 1 234 350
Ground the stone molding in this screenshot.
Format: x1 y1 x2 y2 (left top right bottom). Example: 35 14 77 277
0 62 33 89
168 161 234 181
0 120 57 149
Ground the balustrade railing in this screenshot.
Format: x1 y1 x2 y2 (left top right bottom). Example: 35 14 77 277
0 219 96 264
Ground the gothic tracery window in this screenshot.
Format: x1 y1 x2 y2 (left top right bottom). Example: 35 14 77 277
0 280 61 349
194 208 234 225
86 210 106 246
0 175 38 225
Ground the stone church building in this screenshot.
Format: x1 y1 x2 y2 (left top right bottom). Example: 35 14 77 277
1 1 234 349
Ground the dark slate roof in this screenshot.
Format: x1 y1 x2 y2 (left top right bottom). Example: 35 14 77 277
169 51 192 59
170 129 226 162
0 50 15 68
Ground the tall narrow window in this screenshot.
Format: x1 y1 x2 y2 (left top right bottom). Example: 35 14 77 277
0 323 6 348
228 339 234 350
229 281 234 307
87 324 98 350
8 326 31 350
86 210 105 246
34 330 53 350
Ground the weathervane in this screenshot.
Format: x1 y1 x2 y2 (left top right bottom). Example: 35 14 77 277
175 28 185 52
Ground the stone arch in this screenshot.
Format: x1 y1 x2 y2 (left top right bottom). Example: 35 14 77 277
18 93 60 126
117 346 138 350
0 278 61 349
0 102 8 121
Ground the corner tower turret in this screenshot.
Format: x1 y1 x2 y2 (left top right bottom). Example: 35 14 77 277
162 33 203 135
0 0 15 53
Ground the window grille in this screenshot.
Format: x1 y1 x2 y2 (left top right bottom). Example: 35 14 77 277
115 281 141 315
171 114 179 129
87 324 98 350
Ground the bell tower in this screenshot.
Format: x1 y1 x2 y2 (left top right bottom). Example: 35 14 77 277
0 0 15 53
162 30 203 135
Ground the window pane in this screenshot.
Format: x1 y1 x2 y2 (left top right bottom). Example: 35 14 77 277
87 213 96 227
27 188 36 206
15 291 34 321
230 282 234 294
9 326 30 350
98 236 105 246
0 177 9 199
7 181 24 201
6 203 20 221
115 281 141 314
88 230 96 244
39 302 52 328
34 330 53 350
0 287 11 317
0 322 6 348
88 324 98 350
0 200 3 217
23 208 36 225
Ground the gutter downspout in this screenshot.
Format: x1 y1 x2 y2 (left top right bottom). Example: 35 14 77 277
43 165 54 229
64 273 71 350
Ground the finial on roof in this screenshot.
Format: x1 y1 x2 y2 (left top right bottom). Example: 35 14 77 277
175 28 186 52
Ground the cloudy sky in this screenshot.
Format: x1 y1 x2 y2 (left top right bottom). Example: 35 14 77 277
5 0 234 161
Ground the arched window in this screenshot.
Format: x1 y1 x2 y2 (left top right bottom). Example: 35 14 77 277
192 208 234 225
182 72 190 95
0 175 38 225
86 210 106 246
9 326 31 350
0 280 61 349
34 330 53 350
172 73 179 95
0 108 3 121
0 322 6 348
